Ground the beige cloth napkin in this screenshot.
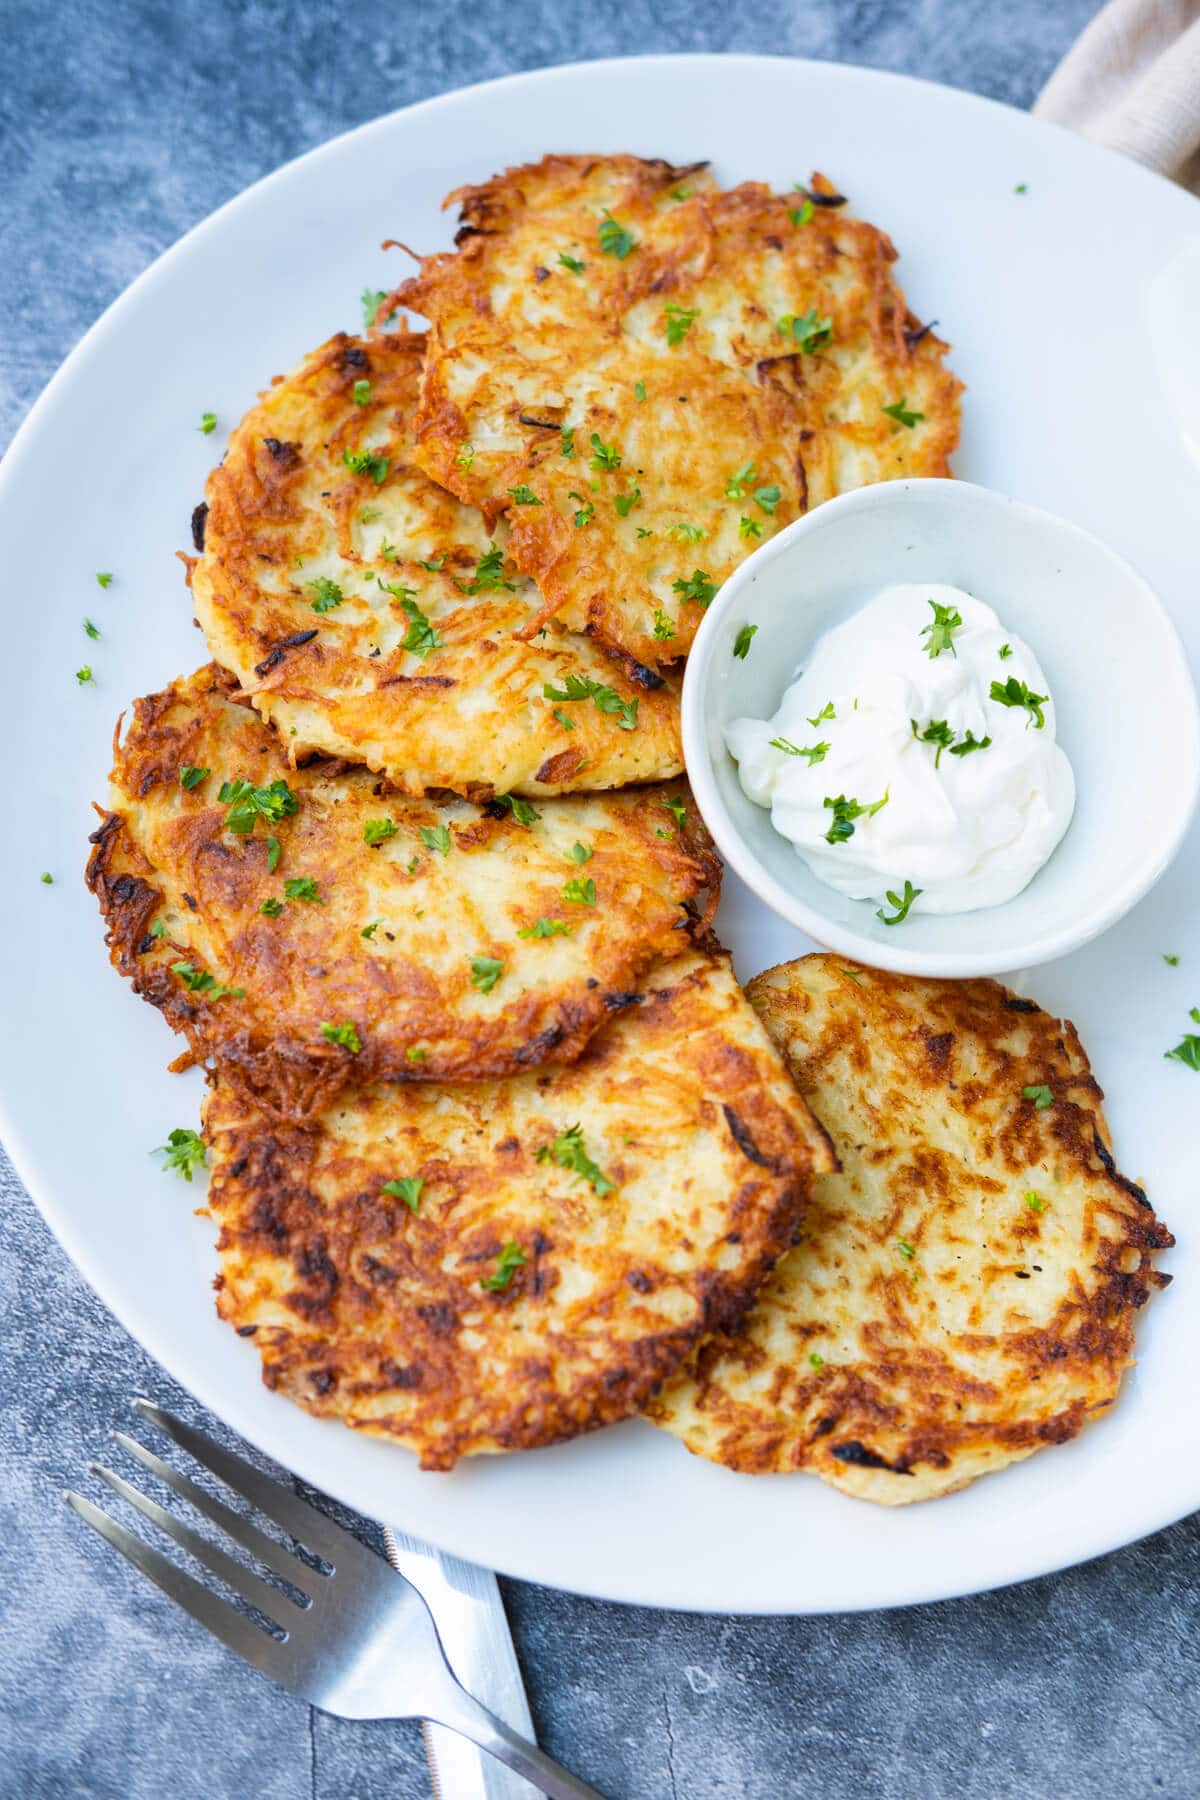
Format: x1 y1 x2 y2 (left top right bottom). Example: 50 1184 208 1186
1034 0 1200 193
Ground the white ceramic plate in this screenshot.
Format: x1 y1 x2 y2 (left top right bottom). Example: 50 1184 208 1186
2 54 1198 1616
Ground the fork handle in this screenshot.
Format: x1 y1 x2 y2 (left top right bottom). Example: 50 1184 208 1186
424 1685 609 1800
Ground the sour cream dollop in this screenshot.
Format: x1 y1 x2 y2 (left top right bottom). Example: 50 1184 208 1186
726 583 1075 916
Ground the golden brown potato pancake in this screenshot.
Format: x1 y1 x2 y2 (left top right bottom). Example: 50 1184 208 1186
191 330 682 795
204 950 836 1470
87 666 718 1118
396 155 962 670
649 956 1172 1503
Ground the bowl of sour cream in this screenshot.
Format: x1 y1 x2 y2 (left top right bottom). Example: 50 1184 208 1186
682 479 1200 976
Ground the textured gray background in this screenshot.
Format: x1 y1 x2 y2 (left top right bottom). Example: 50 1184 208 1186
3 3 1199 1796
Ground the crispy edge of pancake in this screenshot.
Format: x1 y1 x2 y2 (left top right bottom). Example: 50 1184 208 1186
396 157 962 669
648 956 1173 1503
86 665 720 1119
204 948 837 1469
191 329 683 795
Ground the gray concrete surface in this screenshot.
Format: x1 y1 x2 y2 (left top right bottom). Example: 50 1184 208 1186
4 3 1199 1796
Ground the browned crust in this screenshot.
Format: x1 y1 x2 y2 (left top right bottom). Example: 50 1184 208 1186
85 665 719 1119
395 156 963 670
649 957 1173 1501
205 950 836 1469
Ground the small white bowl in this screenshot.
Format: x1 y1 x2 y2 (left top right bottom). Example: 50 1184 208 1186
682 479 1200 977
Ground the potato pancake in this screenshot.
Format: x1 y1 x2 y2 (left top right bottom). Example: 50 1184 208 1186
87 666 717 1117
204 950 836 1470
649 956 1173 1503
396 155 962 670
191 330 682 795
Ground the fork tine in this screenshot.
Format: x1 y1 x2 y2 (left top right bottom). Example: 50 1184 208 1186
89 1462 305 1625
64 1491 296 1689
111 1430 315 1590
132 1399 353 1566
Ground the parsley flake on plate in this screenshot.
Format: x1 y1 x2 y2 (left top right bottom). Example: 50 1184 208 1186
198 411 217 435
75 665 95 685
96 571 113 588
83 617 101 640
155 1127 208 1182
732 624 758 660
40 872 53 885
536 1122 615 1195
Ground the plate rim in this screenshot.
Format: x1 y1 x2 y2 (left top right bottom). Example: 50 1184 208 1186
2 50 1197 1615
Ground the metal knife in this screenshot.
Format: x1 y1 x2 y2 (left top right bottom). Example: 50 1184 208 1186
383 1524 544 1799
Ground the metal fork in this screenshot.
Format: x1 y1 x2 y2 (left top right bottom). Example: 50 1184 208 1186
65 1399 606 1800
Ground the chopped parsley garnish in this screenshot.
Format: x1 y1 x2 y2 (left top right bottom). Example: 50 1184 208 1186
1014 182 1028 195
666 521 704 541
652 608 676 641
40 872 52 885
636 526 654 539
771 737 828 765
661 794 688 830
823 791 888 845
753 484 781 515
96 571 113 588
461 541 515 594
569 490 595 527
395 594 444 658
420 824 452 856
148 920 166 939
790 197 815 227
283 877 321 903
876 879 922 926
179 765 209 790
342 448 390 484
1166 1032 1200 1070
352 379 372 405
778 308 832 353
507 484 542 506
634 379 646 402
672 569 717 608
614 485 642 518
1025 1191 1046 1212
470 956 504 994
560 426 575 458
948 730 992 758
544 672 637 732
490 794 541 826
732 624 758 659
913 718 955 767
519 917 573 939
552 708 576 731
363 818 398 847
570 841 593 864
155 1127 208 1182
456 440 475 470
218 776 298 835
419 555 445 571
990 677 1048 729
896 1237 916 1261
562 876 596 906
83 617 101 640
663 304 699 346
321 1021 362 1052
882 397 925 428
381 1177 423 1212
406 1045 427 1063
171 961 244 1000
259 897 283 917
725 461 756 500
198 411 217 435
808 701 835 726
266 835 281 873
361 288 388 329
598 211 637 259
76 666 95 685
1022 1084 1054 1109
589 432 621 471
558 251 585 274
1164 954 1180 967
999 642 1013 659
921 599 962 659
308 577 344 613
739 517 762 540
361 919 381 939
480 1241 527 1291
536 1122 615 1195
